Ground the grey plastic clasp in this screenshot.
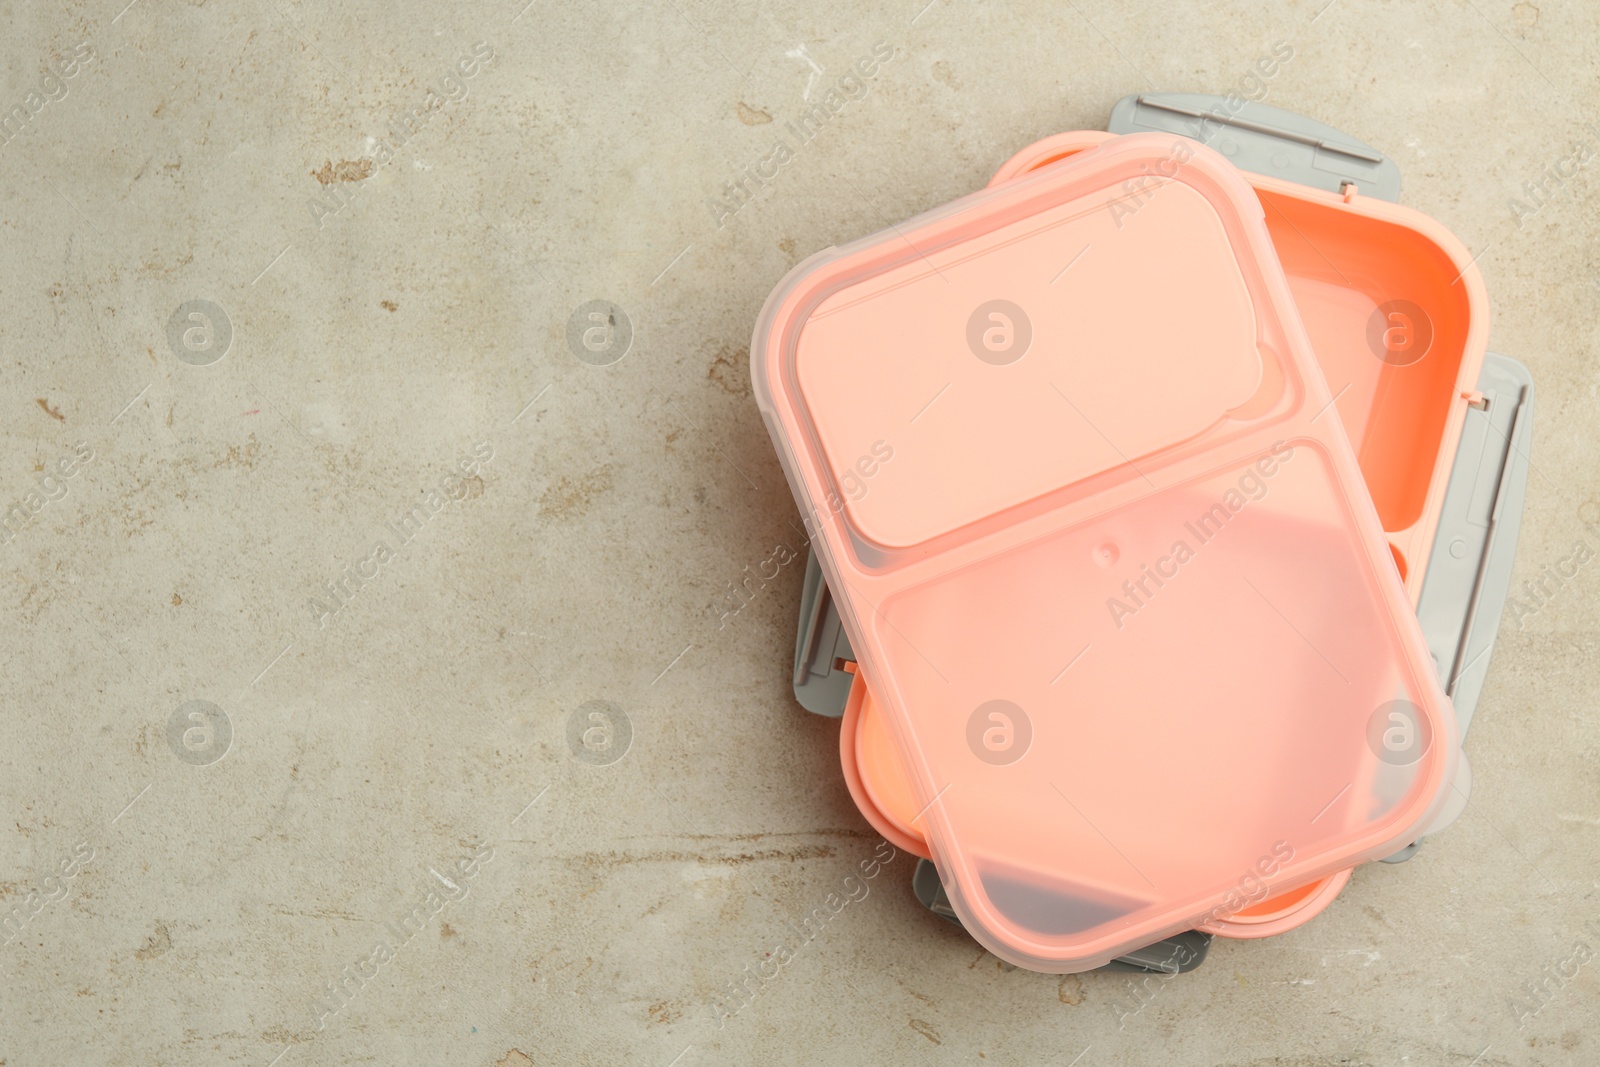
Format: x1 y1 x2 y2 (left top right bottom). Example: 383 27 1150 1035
1106 93 1403 202
792 548 855 716
1417 354 1535 735
1382 353 1533 864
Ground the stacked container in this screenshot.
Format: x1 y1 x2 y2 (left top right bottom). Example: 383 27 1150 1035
758 95 1532 974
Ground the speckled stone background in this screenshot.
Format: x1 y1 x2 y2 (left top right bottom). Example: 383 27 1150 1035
1 1 1597 1064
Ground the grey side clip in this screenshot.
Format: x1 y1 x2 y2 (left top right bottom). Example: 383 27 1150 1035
792 548 855 717
1106 92 1403 202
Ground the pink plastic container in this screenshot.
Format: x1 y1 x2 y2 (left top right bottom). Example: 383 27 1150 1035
832 127 1491 944
753 133 1459 971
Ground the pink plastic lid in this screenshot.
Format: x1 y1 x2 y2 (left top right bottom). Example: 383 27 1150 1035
752 133 1457 972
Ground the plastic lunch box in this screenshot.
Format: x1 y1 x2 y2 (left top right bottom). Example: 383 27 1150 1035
769 95 1533 973
806 98 1534 963
755 127 1458 974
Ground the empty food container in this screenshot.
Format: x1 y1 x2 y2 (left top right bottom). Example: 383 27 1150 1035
788 97 1529 961
754 129 1467 972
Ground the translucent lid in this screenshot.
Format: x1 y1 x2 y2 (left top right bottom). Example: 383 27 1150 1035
751 133 1457 972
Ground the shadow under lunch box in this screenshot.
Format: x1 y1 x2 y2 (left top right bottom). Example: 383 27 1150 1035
778 96 1531 973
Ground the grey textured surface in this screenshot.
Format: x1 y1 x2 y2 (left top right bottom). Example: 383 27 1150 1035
1 1 1597 1064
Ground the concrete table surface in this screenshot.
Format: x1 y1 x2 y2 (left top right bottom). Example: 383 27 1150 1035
1 1 1597 1064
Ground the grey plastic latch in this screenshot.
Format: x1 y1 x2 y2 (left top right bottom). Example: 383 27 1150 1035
1416 354 1535 735
1106 93 1403 202
1382 356 1532 863
791 548 855 717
